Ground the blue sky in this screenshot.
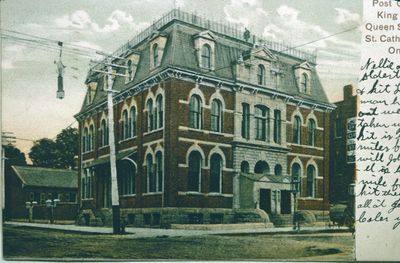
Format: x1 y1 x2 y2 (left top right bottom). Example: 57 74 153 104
1 0 362 159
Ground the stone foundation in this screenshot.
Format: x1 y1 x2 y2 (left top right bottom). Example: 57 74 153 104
77 207 270 228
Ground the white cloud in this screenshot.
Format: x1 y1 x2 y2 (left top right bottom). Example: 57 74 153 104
70 41 102 52
54 9 138 33
2 60 15 70
334 8 361 26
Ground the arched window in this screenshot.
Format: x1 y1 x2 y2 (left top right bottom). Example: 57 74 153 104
255 105 269 141
210 154 222 193
211 99 222 132
147 99 154 131
153 44 159 67
188 151 202 192
240 161 250 173
291 163 301 194
274 164 282 176
100 119 108 146
119 161 135 195
301 73 308 93
147 154 155 192
293 116 302 144
89 125 94 150
307 165 316 198
254 161 270 175
130 106 136 137
122 110 130 140
201 44 211 69
83 127 88 152
257 64 265 85
156 152 163 192
156 95 163 129
308 119 316 146
189 95 202 129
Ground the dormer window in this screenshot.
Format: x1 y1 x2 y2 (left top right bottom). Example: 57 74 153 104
149 33 167 70
301 73 308 93
201 44 211 69
257 64 265 85
194 31 215 70
294 61 312 94
127 60 133 82
153 44 159 67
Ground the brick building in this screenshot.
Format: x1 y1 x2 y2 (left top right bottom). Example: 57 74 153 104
4 165 78 221
330 85 359 204
75 9 334 227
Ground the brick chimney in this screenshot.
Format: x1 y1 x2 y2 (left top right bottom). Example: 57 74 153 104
343 84 355 99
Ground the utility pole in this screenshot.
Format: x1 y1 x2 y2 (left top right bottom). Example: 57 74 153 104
92 53 128 234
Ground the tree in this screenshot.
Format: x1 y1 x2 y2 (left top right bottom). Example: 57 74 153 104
4 144 27 166
28 127 79 169
29 138 60 168
55 127 79 169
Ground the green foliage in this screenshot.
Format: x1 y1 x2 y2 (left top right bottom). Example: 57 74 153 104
29 127 78 169
55 127 79 169
4 145 27 166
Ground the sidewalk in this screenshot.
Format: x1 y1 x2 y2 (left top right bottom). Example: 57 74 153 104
4 221 350 238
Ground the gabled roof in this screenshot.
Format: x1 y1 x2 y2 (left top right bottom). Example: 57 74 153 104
12 166 77 189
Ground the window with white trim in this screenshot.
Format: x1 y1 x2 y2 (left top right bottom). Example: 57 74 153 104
292 163 301 195
201 44 211 69
119 161 135 195
241 103 250 139
100 119 109 147
307 165 316 198
211 99 222 132
210 154 222 193
308 119 316 146
189 95 202 129
257 64 265 85
255 105 269 141
153 44 159 68
156 95 163 129
293 116 302 144
130 106 136 137
188 151 202 192
273 110 281 144
156 151 163 193
88 125 94 150
147 99 154 131
147 154 156 193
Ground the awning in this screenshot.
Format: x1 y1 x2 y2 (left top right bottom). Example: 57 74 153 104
82 149 136 168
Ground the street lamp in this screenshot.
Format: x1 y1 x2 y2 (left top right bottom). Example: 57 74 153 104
291 176 300 231
25 201 38 222
45 198 60 224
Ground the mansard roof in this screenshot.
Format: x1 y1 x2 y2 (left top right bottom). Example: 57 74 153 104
78 11 330 116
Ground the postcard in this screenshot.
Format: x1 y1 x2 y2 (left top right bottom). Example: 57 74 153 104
1 0 399 261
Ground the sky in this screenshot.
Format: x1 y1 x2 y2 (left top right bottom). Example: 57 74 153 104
1 0 362 161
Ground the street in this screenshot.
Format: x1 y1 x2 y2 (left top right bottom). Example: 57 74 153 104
3 224 354 261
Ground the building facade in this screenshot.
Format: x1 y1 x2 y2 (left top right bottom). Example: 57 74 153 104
75 9 334 227
330 85 359 204
4 165 78 221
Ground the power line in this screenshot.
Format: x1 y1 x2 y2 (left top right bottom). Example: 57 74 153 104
208 26 359 74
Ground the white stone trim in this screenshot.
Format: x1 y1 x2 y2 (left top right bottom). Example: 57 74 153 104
287 153 324 160
178 137 232 148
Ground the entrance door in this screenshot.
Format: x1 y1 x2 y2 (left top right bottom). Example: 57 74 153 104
259 189 271 213
281 190 291 214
